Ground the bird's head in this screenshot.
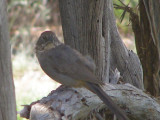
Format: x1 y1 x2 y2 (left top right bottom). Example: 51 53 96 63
35 31 61 52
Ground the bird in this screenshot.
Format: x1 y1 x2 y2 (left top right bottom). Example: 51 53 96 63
35 31 129 120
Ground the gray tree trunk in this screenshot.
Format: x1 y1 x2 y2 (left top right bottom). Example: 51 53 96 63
0 0 17 120
59 0 109 82
59 0 143 89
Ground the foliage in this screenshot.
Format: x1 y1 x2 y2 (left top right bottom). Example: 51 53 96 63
8 0 59 56
113 0 138 35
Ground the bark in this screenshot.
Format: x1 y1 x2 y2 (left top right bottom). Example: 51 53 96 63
114 0 160 96
59 0 143 89
141 0 160 96
133 0 160 96
108 1 144 90
59 0 108 82
0 0 17 120
20 84 160 120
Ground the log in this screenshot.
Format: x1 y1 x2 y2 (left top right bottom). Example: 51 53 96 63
20 83 160 120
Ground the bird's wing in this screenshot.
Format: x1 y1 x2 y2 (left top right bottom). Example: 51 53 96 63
47 45 103 85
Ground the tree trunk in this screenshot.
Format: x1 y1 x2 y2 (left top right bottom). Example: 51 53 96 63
114 0 160 96
132 0 160 96
0 0 17 120
58 0 143 118
59 0 143 89
59 0 108 82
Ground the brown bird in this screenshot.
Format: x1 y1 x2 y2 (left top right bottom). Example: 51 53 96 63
35 31 129 120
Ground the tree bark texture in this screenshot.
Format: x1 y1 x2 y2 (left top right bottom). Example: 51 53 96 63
142 0 160 96
114 0 160 96
20 84 160 120
59 0 144 89
0 0 17 120
132 0 160 96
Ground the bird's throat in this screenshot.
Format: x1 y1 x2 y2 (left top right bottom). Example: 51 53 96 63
44 43 55 51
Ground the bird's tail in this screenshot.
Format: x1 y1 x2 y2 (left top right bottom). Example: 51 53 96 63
86 82 129 120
